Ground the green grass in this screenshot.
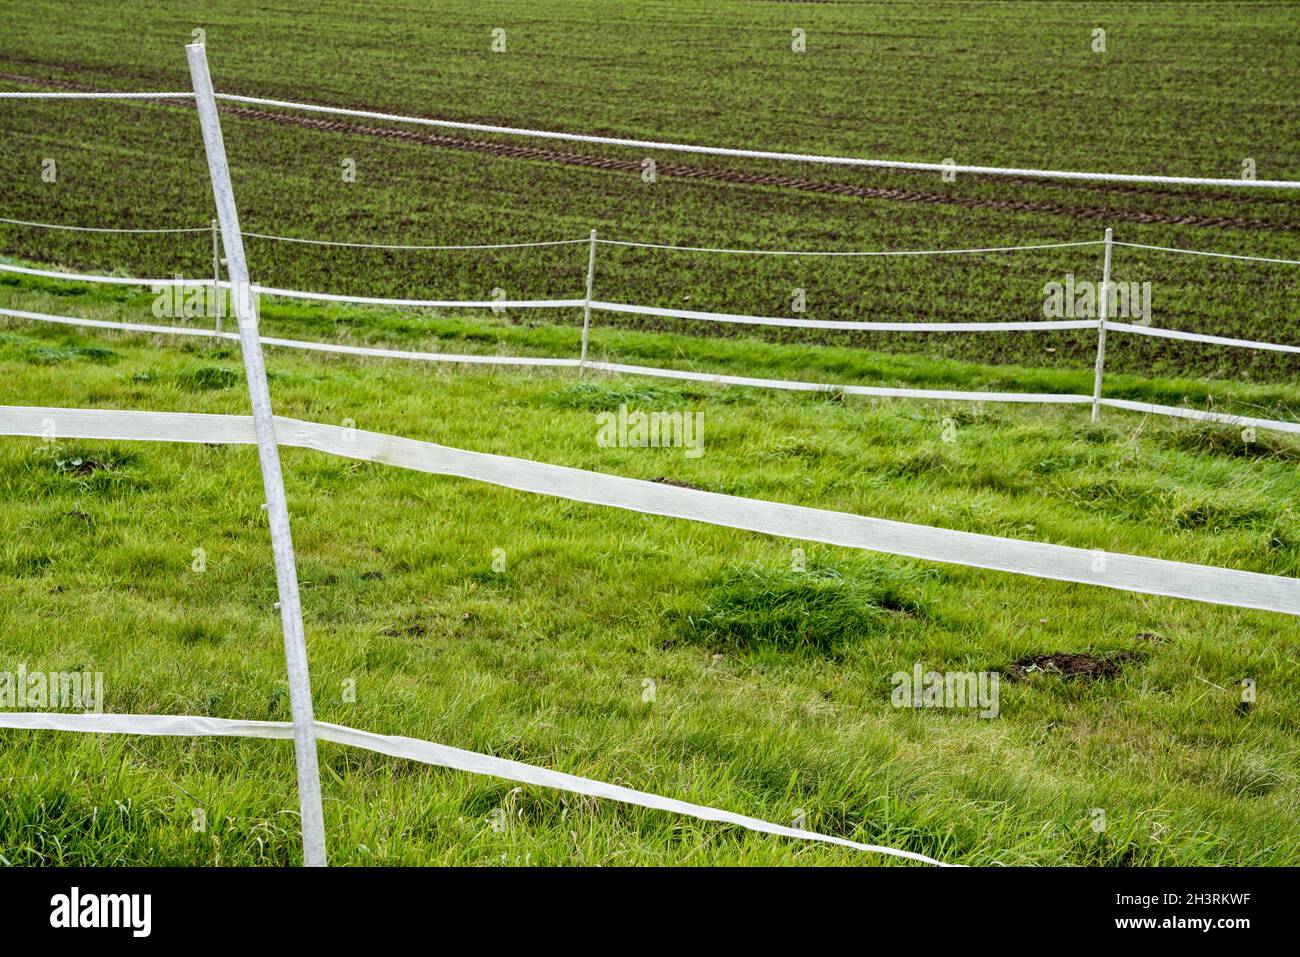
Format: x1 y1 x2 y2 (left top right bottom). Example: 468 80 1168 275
3 267 1297 422
0 275 1298 865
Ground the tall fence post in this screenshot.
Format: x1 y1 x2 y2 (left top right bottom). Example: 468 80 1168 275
1090 227 1113 423
211 218 222 337
186 43 328 868
578 228 597 376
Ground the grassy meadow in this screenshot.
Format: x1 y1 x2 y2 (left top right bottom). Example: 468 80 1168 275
0 1 1297 866
0 277 1298 865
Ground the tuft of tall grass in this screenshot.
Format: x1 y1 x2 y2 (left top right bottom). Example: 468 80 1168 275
675 561 931 656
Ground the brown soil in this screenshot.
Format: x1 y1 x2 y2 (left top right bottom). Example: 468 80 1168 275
1006 651 1138 681
652 476 705 490
62 458 109 476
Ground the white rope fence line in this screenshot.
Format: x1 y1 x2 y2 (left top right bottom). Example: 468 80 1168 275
595 238 1107 257
243 231 591 251
0 215 209 234
0 218 1105 256
0 304 1085 393
2 405 1296 614
1112 242 1300 267
3 305 1296 432
3 215 1298 265
206 92 1300 190
0 262 583 309
0 90 194 99
0 711 948 865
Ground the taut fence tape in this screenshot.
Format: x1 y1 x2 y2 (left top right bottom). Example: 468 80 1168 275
252 284 585 309
1105 322 1300 354
583 361 1300 434
1 405 1296 616
584 360 1097 405
3 307 1295 432
2 76 1297 187
207 92 1300 189
0 260 194 287
589 300 1100 332
0 306 582 367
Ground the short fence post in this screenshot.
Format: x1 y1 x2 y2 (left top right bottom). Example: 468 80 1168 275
1090 227 1113 423
578 228 597 376
187 42 329 868
211 218 222 337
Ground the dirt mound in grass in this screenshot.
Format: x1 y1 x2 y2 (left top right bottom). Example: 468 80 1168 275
652 476 704 490
1007 651 1138 681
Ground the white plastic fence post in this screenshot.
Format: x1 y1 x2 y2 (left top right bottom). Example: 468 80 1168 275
211 218 222 336
578 228 597 375
186 43 328 868
1090 227 1113 423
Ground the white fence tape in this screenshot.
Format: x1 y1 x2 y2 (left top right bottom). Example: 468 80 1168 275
590 362 1300 434
7 261 1293 350
208 92 1300 189
5 307 1295 432
1107 322 1300 354
591 300 1099 332
586 360 1096 404
0 711 949 865
254 335 577 367
1098 397 1300 434
0 263 582 308
0 306 225 339
252 284 584 309
1 405 1295 615
0 260 190 287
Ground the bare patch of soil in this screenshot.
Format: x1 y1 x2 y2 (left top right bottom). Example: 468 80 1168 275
1006 651 1138 681
652 476 704 490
